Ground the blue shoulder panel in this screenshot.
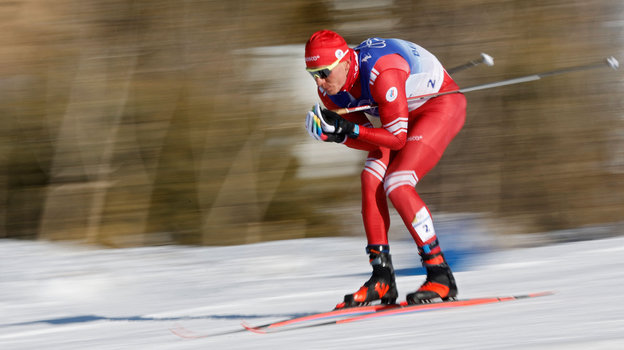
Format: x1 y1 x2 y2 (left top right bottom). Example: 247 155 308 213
355 38 422 104
327 38 423 112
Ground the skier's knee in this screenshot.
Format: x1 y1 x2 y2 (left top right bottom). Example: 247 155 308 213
383 170 419 196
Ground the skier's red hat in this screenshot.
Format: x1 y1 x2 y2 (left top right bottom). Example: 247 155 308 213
305 30 350 69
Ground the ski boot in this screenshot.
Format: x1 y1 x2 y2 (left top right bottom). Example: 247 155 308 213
336 245 398 309
406 239 458 305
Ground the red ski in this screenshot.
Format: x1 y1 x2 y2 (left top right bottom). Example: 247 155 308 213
171 291 553 338
335 291 554 325
241 302 405 334
171 303 402 339
241 291 554 334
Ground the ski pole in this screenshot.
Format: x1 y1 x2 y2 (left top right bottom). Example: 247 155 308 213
334 56 619 115
447 53 495 74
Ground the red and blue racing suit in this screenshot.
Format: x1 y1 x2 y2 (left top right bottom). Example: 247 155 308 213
317 38 466 251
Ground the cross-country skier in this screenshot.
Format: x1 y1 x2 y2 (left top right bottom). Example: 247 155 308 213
304 30 466 307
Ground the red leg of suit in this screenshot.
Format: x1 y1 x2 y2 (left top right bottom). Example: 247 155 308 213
384 92 466 248
359 89 465 249
361 148 391 245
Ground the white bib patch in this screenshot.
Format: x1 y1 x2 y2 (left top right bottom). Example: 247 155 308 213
411 207 436 242
385 87 398 102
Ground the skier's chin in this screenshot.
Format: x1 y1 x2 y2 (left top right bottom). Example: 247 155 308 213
326 86 341 95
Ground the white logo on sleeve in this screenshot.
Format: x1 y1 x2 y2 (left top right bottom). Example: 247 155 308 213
385 87 398 102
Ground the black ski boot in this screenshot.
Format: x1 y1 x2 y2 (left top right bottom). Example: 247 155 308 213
406 240 458 305
337 245 398 309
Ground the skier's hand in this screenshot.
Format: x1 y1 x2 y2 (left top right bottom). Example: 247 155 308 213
305 103 357 142
316 103 357 136
305 104 346 143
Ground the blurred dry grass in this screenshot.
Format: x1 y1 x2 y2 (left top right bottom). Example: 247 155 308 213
0 0 622 246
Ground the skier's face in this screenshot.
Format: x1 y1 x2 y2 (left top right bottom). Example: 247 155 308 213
313 59 349 95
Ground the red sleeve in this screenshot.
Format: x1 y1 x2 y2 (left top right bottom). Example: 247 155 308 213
342 134 379 151
355 55 410 150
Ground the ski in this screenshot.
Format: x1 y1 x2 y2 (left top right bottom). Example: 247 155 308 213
241 291 554 334
336 291 554 324
240 302 406 334
171 302 403 339
170 291 553 338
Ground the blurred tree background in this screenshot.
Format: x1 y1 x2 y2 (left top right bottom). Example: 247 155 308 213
0 0 622 247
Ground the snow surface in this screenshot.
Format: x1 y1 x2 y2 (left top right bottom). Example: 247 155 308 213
1 234 624 350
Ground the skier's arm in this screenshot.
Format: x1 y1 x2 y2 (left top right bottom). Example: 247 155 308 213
352 68 409 151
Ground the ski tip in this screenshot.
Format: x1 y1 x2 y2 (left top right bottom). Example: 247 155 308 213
528 290 556 297
170 327 200 339
511 291 555 300
241 321 267 334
